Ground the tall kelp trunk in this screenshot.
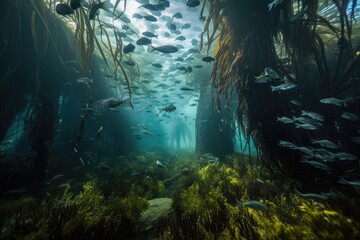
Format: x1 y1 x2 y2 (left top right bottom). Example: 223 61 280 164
200 0 279 167
202 0 359 183
0 0 77 182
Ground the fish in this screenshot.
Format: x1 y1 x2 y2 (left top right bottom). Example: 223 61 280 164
89 0 110 20
338 177 360 189
188 48 199 54
278 140 298 149
180 87 194 91
175 36 186 41
2 188 28 196
334 152 357 161
98 98 133 109
70 0 83 10
149 45 179 53
143 15 158 22
268 0 284 11
140 4 159 11
187 0 200 7
132 13 143 19
177 66 186 71
182 23 191 29
237 200 270 212
295 123 318 130
277 116 294 124
271 82 297 92
310 139 339 149
290 100 302 106
173 12 183 19
152 63 163 68
189 103 197 107
341 112 359 121
185 66 193 74
255 75 272 84
294 189 329 201
164 32 171 37
136 37 152 45
264 67 280 79
56 3 74 16
193 65 203 68
156 160 166 168
123 43 135 54
159 104 176 113
142 31 158 38
290 9 308 22
301 110 324 122
175 57 184 62
202 56 215 62
300 160 330 171
320 97 348 107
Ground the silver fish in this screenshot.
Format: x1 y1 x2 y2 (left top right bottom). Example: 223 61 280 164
341 112 360 121
294 189 329 201
320 97 347 107
277 116 294 124
271 82 297 92
300 160 330 171
237 200 270 212
310 139 339 149
264 67 279 79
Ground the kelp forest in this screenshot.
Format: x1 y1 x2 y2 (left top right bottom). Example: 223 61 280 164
0 0 360 239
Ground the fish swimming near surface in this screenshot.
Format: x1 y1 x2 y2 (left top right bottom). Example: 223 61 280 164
180 87 194 91
187 0 200 7
136 37 152 45
89 0 111 20
123 43 135 54
159 104 176 113
202 56 215 62
56 3 74 16
182 23 191 29
142 31 158 38
132 13 143 19
149 45 179 53
173 12 183 19
143 15 158 22
236 200 270 212
152 63 163 68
